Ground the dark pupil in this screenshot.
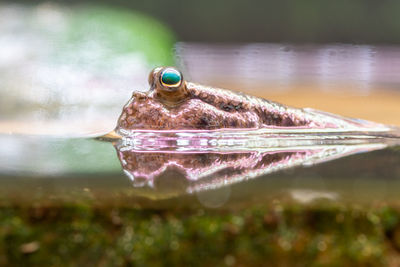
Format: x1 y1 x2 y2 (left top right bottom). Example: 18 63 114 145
161 71 181 85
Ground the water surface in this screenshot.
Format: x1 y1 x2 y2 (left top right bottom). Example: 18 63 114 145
2 43 400 209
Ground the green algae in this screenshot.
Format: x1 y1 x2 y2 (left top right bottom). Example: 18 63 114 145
1 203 399 266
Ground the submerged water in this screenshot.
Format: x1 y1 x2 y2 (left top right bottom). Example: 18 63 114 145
1 130 400 208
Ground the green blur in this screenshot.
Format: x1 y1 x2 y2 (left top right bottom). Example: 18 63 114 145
1 204 398 266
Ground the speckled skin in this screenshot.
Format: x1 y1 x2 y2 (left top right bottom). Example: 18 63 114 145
115 67 373 132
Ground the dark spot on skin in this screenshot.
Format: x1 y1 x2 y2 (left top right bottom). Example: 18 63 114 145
235 103 243 111
201 96 218 108
274 116 282 125
258 110 270 124
154 92 162 99
198 116 211 128
257 109 284 126
197 153 209 164
220 104 234 112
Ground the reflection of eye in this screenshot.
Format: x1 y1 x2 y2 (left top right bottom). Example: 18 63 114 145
160 68 182 87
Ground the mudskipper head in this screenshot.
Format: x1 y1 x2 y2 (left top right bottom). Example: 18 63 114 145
148 67 189 107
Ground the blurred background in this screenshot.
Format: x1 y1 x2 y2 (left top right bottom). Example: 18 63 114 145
2 0 400 138
12 0 400 44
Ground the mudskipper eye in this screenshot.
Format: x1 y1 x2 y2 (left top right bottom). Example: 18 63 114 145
160 68 182 87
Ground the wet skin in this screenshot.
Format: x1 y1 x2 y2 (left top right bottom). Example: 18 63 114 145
115 67 381 132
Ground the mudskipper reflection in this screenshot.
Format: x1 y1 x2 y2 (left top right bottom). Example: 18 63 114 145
113 134 392 196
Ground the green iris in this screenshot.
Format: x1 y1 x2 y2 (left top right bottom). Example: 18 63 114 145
161 68 181 86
